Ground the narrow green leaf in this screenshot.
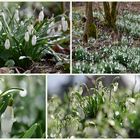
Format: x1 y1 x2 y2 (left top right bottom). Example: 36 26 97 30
0 88 24 98
22 123 38 138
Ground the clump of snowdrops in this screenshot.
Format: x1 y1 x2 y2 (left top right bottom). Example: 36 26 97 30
0 5 69 69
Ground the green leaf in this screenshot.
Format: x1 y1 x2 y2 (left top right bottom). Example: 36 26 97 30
0 88 24 98
22 123 38 138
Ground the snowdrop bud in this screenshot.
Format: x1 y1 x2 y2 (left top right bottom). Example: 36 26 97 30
0 21 2 31
24 32 30 42
1 106 15 138
61 16 68 32
14 9 19 22
38 10 44 22
32 35 37 46
27 24 34 35
4 39 10 49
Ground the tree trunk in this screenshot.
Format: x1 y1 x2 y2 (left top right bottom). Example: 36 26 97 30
103 2 118 30
83 2 97 44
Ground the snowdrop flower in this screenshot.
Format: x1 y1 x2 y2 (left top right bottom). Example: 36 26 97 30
61 16 68 32
47 21 55 35
4 39 10 49
27 24 34 35
0 21 2 31
57 24 62 32
14 9 19 22
24 31 30 42
55 24 62 36
113 82 118 92
1 106 15 138
50 29 55 36
38 10 44 22
32 35 37 46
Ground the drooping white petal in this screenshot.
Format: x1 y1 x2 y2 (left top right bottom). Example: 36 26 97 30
38 10 44 22
47 21 55 35
27 24 34 35
4 39 10 49
32 35 37 46
61 16 68 32
62 20 68 32
14 9 20 22
0 21 2 31
1 106 15 138
24 32 30 42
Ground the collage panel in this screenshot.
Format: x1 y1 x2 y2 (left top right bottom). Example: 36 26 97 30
0 75 46 138
72 2 140 74
0 2 70 74
48 74 140 138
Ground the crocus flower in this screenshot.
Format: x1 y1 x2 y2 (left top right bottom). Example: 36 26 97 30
4 39 10 49
38 10 44 22
32 35 37 46
1 106 15 138
24 32 30 42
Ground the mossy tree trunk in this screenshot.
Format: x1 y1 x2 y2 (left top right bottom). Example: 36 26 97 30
61 2 66 13
103 2 118 30
83 2 97 44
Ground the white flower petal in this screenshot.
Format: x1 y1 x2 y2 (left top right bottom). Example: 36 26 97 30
38 10 44 22
4 39 10 49
0 21 2 31
24 32 30 42
32 35 37 46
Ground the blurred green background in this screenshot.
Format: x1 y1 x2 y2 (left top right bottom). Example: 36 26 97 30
0 75 45 138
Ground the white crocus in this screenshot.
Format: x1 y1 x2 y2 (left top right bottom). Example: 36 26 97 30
32 35 37 46
14 9 20 22
38 10 44 22
4 39 10 49
0 21 2 31
24 31 30 42
1 106 15 138
27 24 34 35
61 16 68 32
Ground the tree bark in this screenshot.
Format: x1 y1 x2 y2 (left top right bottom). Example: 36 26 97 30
83 2 97 44
103 2 118 30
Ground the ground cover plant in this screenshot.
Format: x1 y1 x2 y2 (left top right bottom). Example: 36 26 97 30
72 2 140 73
0 2 70 73
0 75 45 138
48 76 140 138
